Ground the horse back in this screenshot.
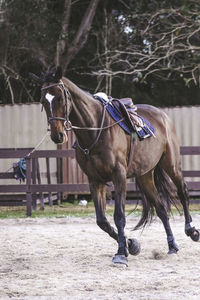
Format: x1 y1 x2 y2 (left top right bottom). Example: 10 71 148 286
136 104 175 135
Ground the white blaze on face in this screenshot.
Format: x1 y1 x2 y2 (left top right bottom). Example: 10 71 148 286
45 93 55 115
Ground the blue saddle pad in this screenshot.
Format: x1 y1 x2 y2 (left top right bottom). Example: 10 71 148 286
94 96 155 139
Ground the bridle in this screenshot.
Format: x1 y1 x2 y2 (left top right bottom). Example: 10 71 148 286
41 80 72 130
41 80 124 155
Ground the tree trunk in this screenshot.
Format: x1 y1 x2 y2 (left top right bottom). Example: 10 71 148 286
56 0 100 73
55 0 71 66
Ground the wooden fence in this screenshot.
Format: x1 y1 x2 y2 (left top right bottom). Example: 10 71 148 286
0 146 200 216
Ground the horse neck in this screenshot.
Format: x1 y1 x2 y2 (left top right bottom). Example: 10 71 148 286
62 77 103 143
63 77 100 124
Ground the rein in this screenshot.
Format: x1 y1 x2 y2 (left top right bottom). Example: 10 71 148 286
41 81 124 155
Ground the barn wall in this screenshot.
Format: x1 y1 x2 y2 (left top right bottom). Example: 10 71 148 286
162 106 200 172
162 106 200 146
0 103 57 184
0 103 200 186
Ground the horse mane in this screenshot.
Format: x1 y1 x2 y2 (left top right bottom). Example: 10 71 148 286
62 77 96 103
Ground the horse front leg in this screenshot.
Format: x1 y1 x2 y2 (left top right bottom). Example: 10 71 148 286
89 182 118 241
112 167 129 266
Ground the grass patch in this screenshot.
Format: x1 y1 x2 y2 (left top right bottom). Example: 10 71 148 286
0 201 200 219
0 202 142 219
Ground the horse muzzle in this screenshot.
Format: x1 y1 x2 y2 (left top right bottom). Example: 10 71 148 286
51 131 68 144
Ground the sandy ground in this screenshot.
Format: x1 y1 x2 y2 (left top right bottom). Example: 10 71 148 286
0 213 200 300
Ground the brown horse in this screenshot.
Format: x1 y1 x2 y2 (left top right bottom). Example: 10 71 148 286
31 66 199 266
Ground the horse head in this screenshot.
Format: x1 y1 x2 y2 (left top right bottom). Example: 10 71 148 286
30 66 72 144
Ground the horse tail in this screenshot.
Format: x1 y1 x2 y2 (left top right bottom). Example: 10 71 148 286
134 165 178 230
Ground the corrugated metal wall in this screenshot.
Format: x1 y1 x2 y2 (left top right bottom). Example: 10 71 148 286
0 103 57 184
162 106 200 146
0 103 55 149
162 106 200 172
0 103 200 186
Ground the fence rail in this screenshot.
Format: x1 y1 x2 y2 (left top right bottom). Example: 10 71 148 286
0 146 200 216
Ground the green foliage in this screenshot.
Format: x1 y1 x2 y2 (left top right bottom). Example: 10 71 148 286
1 0 200 106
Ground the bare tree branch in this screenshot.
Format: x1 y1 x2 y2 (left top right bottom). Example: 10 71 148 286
1 66 15 104
91 7 200 86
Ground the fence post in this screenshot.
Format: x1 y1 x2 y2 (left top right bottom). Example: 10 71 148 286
57 157 62 205
32 158 37 211
36 159 44 210
46 157 53 207
26 157 32 216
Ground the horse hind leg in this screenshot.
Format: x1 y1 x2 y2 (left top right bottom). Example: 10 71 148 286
166 169 199 242
137 170 179 254
160 153 200 242
176 178 199 241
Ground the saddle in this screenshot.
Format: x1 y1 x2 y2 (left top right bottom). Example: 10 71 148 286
111 98 139 132
93 93 155 139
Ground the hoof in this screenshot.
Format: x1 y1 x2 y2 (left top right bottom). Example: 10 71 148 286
185 224 200 241
190 229 200 242
168 248 178 255
128 238 141 256
112 254 128 267
168 236 179 254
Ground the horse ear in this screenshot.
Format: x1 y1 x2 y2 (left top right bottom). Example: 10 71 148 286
54 66 63 81
29 72 42 83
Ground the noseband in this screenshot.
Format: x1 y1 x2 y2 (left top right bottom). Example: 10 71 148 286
41 81 72 129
